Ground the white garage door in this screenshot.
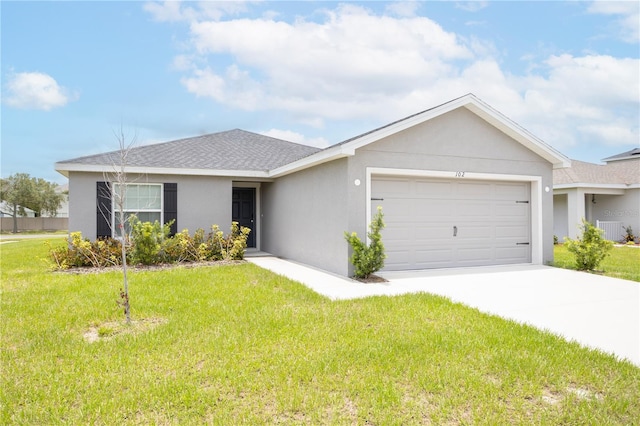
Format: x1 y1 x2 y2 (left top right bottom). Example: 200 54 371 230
372 176 531 270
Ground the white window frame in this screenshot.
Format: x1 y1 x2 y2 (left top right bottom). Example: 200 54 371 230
112 183 164 237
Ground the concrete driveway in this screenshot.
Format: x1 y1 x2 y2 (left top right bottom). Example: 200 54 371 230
247 257 640 367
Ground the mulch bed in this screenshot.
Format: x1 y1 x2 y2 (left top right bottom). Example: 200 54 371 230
355 274 388 283
55 260 244 275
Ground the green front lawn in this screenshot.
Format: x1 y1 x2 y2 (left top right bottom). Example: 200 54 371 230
2 239 639 424
553 244 640 282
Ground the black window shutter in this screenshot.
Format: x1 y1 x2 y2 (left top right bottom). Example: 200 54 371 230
96 181 112 239
164 183 177 236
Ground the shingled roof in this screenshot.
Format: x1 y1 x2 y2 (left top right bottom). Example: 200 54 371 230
602 147 640 163
554 157 640 187
57 129 321 172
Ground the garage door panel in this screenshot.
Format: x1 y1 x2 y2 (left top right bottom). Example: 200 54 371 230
414 249 455 269
457 182 493 198
496 246 530 262
456 224 492 238
495 183 530 199
458 200 491 217
456 247 494 263
414 180 453 197
373 177 412 195
495 224 529 238
373 176 530 270
495 202 529 217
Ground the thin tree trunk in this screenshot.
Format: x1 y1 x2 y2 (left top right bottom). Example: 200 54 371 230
12 203 18 234
120 230 131 324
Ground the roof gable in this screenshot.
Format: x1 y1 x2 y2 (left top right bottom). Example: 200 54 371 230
270 94 570 177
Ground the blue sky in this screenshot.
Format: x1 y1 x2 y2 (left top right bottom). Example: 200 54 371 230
2 1 638 184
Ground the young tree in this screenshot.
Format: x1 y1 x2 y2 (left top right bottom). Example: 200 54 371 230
0 173 64 233
98 127 138 324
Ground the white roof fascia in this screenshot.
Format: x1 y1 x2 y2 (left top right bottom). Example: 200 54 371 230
463 97 571 169
553 183 628 193
283 94 571 174
55 163 271 179
335 95 477 154
268 144 355 178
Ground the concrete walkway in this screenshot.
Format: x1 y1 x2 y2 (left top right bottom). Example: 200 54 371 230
247 257 640 367
0 233 67 241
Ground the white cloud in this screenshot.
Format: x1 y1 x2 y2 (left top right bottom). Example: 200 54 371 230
510 54 640 149
4 71 76 110
455 2 489 13
261 129 330 148
180 65 264 110
144 0 250 22
182 3 472 123
154 2 639 151
587 1 639 43
385 1 420 18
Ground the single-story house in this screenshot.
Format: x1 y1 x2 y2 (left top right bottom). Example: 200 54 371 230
554 148 640 242
55 94 569 276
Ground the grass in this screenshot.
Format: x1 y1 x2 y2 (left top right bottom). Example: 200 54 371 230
553 244 640 282
2 238 639 424
0 230 68 236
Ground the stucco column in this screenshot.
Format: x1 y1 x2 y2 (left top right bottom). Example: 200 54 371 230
566 188 585 239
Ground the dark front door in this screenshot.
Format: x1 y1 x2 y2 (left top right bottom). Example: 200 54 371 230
232 187 256 248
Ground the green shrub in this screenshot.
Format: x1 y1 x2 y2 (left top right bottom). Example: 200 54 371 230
211 222 251 261
622 225 636 243
345 206 386 279
564 219 613 271
129 216 172 265
47 222 250 270
162 228 204 263
47 232 123 269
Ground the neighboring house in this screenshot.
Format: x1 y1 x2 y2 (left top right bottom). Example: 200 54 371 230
0 184 68 218
55 94 569 276
52 183 69 218
0 202 36 217
554 148 640 242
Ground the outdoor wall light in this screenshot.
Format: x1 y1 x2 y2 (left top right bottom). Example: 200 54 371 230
544 186 550 192
354 179 361 186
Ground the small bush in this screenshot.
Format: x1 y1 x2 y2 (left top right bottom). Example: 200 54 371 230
345 206 386 279
564 219 613 271
622 225 636 243
47 222 250 270
162 229 200 263
130 216 173 265
211 222 251 261
46 232 123 269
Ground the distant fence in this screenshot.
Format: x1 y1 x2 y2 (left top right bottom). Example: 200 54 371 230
0 217 68 233
596 220 623 242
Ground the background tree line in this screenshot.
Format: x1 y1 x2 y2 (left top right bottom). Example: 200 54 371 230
0 173 65 233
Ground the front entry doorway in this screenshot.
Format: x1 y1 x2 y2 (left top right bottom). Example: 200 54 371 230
232 187 256 248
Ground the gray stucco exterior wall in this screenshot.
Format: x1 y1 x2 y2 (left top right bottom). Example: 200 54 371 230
588 189 640 241
67 171 233 239
345 108 555 266
261 158 350 276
